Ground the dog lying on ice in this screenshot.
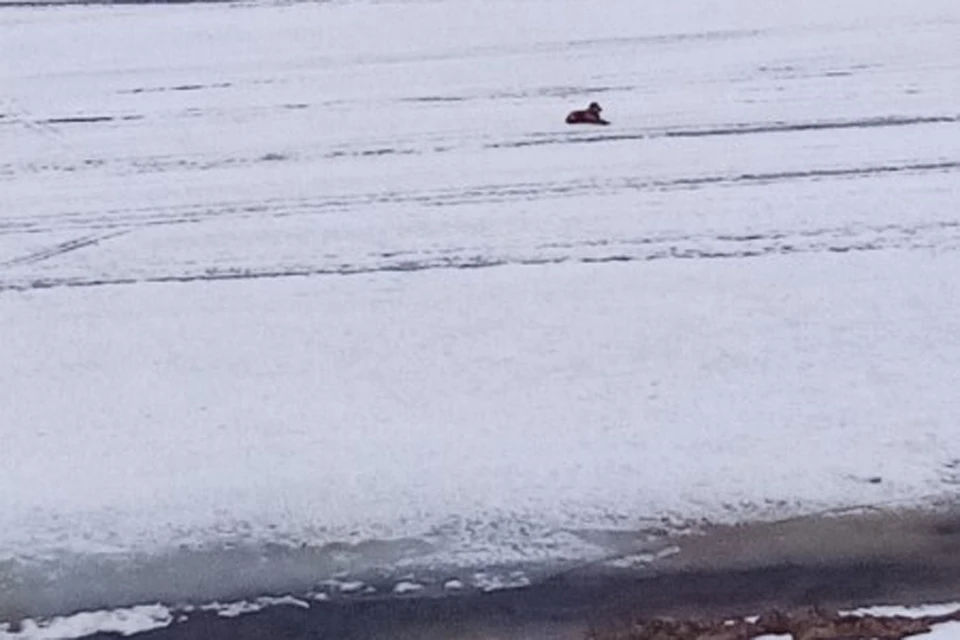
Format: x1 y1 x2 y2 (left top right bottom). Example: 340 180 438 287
566 102 609 125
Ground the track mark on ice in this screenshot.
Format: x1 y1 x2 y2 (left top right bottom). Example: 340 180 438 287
492 114 960 149
0 98 68 147
3 113 954 184
119 81 233 95
40 114 144 125
1 157 957 242
2 220 958 293
0 230 130 269
663 114 960 138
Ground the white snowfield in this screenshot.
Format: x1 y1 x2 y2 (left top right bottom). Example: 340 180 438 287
1 0 960 621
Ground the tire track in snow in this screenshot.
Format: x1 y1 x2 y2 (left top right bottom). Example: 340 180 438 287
491 113 960 149
2 219 957 293
2 113 956 181
0 98 68 147
2 158 958 237
0 230 130 269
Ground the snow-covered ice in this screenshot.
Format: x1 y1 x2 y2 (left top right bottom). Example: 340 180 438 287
391 581 424 595
198 595 309 619
847 604 960 620
0 604 172 639
1 0 959 622
929 622 960 640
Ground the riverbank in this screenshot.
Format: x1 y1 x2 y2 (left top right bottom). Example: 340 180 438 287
24 505 945 639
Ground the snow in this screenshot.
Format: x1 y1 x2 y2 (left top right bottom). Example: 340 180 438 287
603 546 680 569
846 603 960 620
928 622 960 639
199 595 309 619
472 570 531 592
2 0 960 621
843 602 960 639
0 605 172 639
443 579 465 591
392 581 425 595
334 581 366 595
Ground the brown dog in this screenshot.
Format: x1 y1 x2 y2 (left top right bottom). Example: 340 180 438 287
566 102 610 125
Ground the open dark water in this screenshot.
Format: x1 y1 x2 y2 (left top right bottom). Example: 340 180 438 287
96 558 960 639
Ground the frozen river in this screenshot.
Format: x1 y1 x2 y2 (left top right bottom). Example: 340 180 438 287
1 0 959 635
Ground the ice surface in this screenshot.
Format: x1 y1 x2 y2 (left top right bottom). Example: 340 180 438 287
2 0 959 620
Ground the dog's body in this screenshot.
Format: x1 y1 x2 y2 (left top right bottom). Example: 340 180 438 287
566 102 609 125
